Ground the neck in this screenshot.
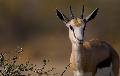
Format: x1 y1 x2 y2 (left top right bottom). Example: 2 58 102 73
71 42 85 66
72 42 83 52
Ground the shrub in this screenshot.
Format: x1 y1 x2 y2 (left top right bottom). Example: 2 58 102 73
0 47 70 76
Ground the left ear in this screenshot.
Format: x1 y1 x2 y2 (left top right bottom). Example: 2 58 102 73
56 9 69 24
84 8 99 23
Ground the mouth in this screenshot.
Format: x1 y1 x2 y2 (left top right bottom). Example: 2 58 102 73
75 37 83 44
79 40 83 44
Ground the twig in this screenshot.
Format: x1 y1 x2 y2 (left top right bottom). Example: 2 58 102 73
60 63 71 76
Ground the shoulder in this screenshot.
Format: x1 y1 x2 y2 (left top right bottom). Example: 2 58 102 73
83 39 109 48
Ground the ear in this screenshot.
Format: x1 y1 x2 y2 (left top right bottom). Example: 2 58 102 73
84 8 99 23
56 9 69 23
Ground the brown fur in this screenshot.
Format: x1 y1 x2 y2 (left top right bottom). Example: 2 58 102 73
70 39 119 76
70 18 84 27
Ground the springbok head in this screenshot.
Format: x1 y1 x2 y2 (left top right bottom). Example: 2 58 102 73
56 6 99 44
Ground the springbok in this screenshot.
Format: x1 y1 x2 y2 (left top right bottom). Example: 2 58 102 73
56 6 119 76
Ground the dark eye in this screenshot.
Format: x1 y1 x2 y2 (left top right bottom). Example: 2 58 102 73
70 25 74 31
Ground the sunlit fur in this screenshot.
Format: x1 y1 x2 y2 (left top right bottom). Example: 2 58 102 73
66 18 84 27
70 18 83 27
67 18 119 76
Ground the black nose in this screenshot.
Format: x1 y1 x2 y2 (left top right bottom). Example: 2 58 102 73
79 40 83 44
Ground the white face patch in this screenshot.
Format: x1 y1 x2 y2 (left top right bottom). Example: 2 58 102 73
67 18 85 44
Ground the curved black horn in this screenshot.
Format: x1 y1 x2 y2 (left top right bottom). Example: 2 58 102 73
80 5 84 19
70 6 74 19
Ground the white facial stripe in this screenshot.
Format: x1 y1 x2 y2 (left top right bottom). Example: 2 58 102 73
68 18 85 44
74 27 83 40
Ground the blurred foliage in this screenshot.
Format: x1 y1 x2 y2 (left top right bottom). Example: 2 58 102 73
0 47 70 76
0 47 36 76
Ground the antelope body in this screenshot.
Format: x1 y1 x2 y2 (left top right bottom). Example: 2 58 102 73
56 6 119 76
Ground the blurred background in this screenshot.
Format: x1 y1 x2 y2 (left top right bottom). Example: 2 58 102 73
0 0 120 75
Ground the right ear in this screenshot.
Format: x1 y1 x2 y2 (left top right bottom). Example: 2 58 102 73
56 9 69 24
84 8 99 23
